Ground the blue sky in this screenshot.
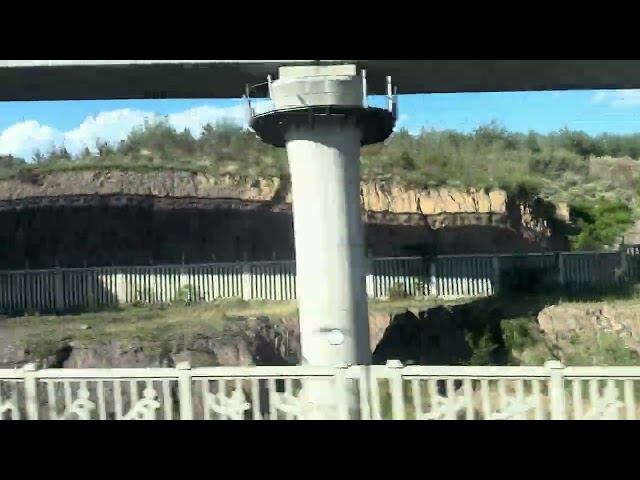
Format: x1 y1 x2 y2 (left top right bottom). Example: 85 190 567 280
1 89 640 159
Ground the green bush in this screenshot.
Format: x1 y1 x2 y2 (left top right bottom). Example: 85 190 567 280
569 198 634 250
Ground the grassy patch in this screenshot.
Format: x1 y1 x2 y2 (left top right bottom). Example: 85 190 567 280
9 299 299 355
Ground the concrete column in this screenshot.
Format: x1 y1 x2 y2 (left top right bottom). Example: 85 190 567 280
249 63 397 418
286 120 371 369
285 120 370 419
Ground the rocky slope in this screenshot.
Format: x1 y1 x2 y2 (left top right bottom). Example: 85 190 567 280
0 170 570 221
3 297 638 371
0 310 391 370
0 170 574 269
536 301 640 364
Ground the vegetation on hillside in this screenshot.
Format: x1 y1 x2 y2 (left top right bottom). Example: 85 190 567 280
1 119 640 249
570 199 635 250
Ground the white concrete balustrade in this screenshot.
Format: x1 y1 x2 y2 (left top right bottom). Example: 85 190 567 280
0 362 639 420
0 249 637 313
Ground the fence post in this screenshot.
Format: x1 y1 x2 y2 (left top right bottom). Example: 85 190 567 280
359 365 372 421
334 364 350 420
365 256 376 299
546 361 567 420
429 259 438 298
23 363 39 420
492 255 501 295
386 360 405 420
241 263 252 301
180 264 189 292
620 248 628 282
176 362 193 420
558 253 566 288
54 267 65 312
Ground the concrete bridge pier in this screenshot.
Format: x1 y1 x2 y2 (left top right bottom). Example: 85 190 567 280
250 64 397 418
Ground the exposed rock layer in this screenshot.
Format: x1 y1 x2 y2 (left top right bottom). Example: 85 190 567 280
0 171 571 269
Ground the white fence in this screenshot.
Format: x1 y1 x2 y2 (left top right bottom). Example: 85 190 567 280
0 249 638 313
1 361 639 420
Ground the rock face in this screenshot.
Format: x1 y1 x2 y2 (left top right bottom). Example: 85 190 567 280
0 170 571 269
0 171 287 202
537 304 638 342
0 171 570 223
537 303 640 361
0 316 301 369
360 183 509 215
1 313 395 370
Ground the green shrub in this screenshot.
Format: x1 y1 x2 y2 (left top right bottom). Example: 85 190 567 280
569 198 634 250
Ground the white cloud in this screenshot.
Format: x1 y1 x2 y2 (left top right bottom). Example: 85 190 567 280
64 109 153 153
591 89 640 108
0 120 63 159
0 99 272 160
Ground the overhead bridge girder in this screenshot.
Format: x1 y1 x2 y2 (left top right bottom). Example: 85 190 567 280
1 60 639 101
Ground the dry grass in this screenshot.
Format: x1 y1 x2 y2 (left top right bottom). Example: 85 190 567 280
5 297 451 356
8 297 455 332
3 299 297 358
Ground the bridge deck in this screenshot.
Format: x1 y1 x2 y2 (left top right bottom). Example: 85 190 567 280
1 60 639 101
